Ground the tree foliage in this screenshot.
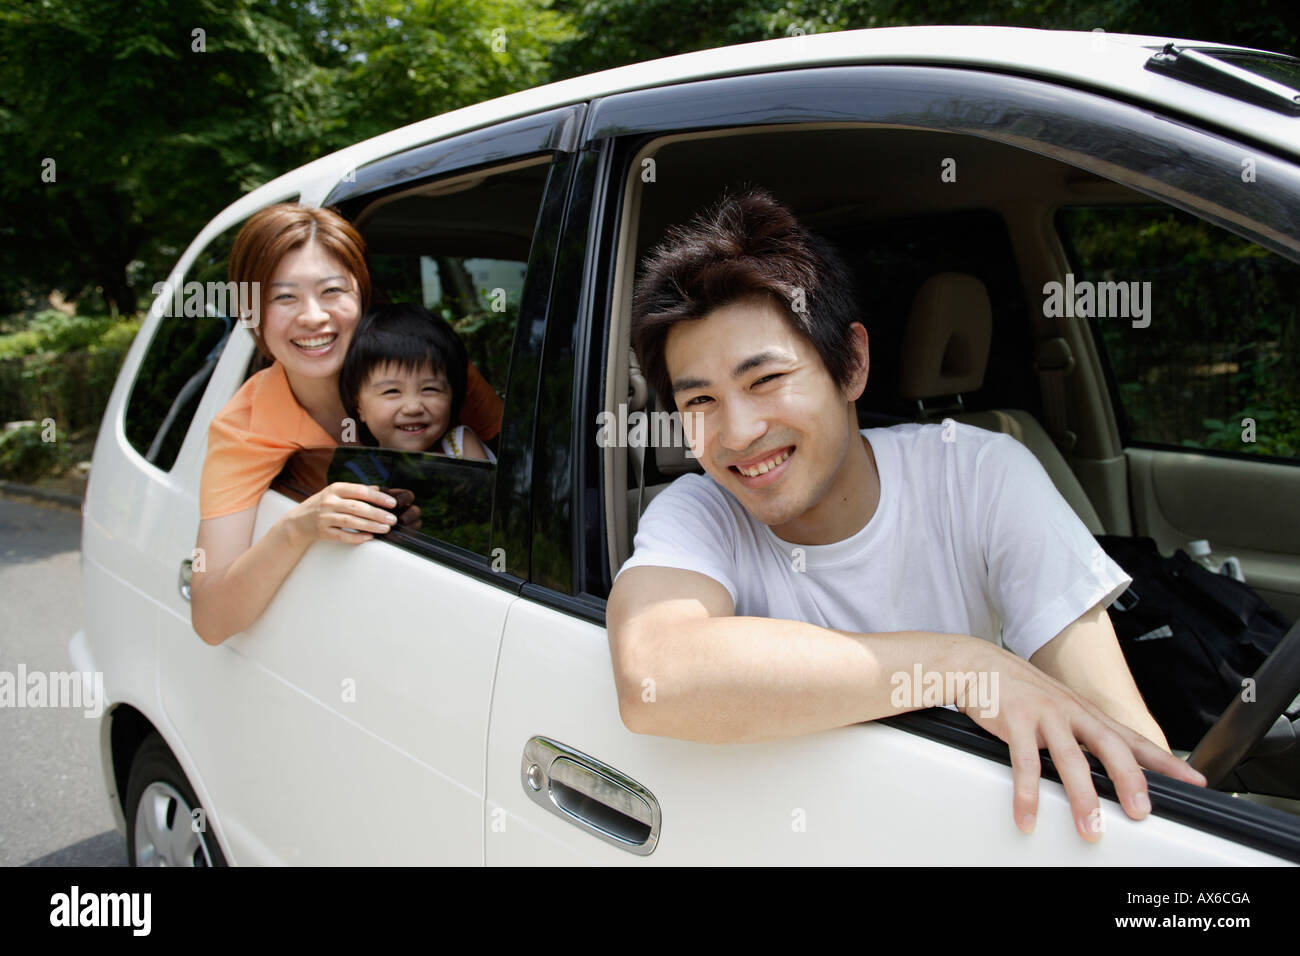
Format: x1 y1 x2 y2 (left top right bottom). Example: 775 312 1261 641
0 0 570 315
1 0 1295 316
548 0 1297 79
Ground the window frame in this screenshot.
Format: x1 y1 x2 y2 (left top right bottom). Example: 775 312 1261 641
554 63 1300 857
269 106 587 587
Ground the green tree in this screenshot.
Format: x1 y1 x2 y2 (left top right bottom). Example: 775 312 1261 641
0 0 573 316
0 0 334 314
310 0 574 146
548 0 1297 80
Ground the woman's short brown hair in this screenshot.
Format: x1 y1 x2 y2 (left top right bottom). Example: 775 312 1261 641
227 203 371 360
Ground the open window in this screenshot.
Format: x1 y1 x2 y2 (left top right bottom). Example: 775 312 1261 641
598 123 1135 579
273 157 552 566
581 66 1300 594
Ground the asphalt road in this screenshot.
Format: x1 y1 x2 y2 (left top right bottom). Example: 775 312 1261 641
0 493 126 866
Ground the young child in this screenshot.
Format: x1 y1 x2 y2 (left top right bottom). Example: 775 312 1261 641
339 302 496 463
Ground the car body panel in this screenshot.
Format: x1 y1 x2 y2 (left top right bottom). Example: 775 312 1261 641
485 600 1288 864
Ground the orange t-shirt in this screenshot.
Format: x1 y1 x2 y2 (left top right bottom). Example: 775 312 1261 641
199 361 336 520
199 360 504 520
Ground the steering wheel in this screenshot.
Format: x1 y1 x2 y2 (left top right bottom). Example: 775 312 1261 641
1188 617 1300 789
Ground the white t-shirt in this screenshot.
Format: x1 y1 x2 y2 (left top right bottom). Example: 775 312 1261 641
439 424 497 464
616 422 1132 661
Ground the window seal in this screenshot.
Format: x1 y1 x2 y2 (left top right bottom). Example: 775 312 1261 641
325 105 586 208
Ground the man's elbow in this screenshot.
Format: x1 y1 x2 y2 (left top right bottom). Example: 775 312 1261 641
191 615 230 647
617 692 653 735
612 627 662 735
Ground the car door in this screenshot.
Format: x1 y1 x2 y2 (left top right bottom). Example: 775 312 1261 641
153 107 582 864
485 65 1300 863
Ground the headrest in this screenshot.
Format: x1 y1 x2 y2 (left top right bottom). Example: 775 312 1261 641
626 347 702 478
898 273 993 401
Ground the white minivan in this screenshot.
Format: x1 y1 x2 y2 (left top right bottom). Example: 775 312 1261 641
73 26 1300 864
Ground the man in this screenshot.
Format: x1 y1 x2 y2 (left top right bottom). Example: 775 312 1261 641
606 188 1206 842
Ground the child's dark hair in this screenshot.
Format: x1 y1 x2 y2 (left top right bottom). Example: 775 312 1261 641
339 302 468 446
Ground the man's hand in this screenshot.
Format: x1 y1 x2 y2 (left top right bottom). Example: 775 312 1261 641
962 639 1207 841
1030 601 1172 752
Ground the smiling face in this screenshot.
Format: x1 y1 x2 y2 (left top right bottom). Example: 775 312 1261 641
666 294 875 545
356 360 453 452
260 241 362 383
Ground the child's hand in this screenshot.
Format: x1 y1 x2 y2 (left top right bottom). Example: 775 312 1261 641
286 483 398 544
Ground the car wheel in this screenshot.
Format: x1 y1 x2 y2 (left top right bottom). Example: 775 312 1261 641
125 732 227 866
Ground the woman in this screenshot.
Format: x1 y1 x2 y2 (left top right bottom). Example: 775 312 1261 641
190 203 502 645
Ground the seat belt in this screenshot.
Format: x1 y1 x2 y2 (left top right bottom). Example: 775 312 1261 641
1035 336 1078 454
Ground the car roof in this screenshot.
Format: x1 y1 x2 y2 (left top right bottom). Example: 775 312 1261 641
208 26 1300 236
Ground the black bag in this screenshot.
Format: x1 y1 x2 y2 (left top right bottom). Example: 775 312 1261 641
1096 535 1294 751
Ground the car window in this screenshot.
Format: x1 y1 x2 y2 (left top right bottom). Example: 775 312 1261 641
369 254 524 395
283 446 494 556
124 215 265 470
274 160 552 562
1057 205 1300 461
362 162 550 396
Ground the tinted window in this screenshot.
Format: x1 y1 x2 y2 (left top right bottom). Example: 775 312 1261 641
1058 205 1299 461
281 446 493 556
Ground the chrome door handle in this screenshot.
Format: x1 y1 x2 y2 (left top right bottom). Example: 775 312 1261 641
178 558 193 602
521 736 660 855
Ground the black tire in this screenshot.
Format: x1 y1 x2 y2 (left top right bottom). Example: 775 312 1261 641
124 732 228 867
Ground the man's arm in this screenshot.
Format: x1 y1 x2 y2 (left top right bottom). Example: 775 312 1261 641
609 565 1004 743
1030 600 1172 752
608 565 1206 841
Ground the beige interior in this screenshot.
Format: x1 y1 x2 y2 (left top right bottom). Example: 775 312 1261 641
898 273 1105 534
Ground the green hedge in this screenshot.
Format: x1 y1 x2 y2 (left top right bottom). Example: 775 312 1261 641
0 311 141 438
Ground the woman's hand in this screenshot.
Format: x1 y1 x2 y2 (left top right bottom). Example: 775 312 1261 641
384 487 422 531
286 482 399 545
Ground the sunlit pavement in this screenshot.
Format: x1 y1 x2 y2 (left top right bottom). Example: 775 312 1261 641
0 494 124 866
